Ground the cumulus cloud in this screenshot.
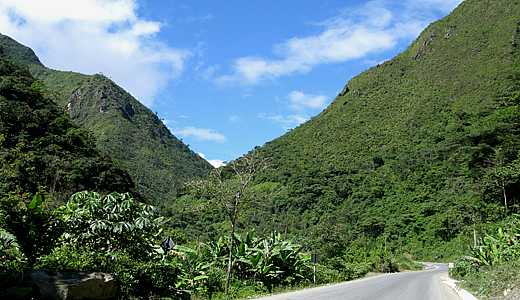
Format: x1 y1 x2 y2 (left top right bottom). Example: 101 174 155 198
171 126 226 143
215 0 463 85
0 0 191 106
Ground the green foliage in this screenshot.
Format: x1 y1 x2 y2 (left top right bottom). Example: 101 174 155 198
57 190 167 258
452 214 520 297
0 229 21 270
100 251 182 299
467 227 519 267
37 244 100 271
171 229 309 298
0 192 63 267
456 260 520 298
33 191 184 299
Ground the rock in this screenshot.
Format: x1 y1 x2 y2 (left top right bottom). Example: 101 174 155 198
505 288 512 296
26 269 116 300
339 85 350 97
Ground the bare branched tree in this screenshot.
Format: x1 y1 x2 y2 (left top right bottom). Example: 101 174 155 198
186 151 271 293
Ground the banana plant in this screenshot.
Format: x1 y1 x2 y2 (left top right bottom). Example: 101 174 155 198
176 229 308 293
171 244 214 293
232 229 306 291
468 227 516 266
200 235 229 267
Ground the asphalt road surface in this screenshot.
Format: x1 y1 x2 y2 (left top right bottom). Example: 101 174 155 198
256 263 461 300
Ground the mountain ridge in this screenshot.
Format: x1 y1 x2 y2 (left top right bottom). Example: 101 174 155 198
170 0 520 261
0 34 214 204
0 50 137 205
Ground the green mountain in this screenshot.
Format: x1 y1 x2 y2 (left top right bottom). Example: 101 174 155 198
0 49 136 205
0 34 213 205
173 0 520 261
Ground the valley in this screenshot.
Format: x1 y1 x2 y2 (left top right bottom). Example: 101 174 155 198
1 0 520 299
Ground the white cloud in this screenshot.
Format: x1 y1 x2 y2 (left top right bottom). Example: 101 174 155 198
229 115 242 123
171 126 226 143
288 91 328 111
0 0 192 106
259 113 309 130
198 153 225 168
181 13 214 23
215 0 463 85
162 119 176 125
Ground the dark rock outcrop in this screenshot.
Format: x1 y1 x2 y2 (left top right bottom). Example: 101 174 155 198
1 269 116 300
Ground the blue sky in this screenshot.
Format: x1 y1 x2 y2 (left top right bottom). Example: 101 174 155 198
0 0 463 167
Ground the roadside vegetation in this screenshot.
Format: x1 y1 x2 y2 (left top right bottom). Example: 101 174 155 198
451 214 520 298
0 189 422 300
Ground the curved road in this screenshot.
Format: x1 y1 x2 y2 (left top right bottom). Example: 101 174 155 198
257 263 461 300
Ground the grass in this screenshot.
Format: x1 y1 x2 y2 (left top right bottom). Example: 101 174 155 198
458 260 520 298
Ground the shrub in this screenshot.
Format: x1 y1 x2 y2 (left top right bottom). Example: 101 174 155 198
457 261 520 298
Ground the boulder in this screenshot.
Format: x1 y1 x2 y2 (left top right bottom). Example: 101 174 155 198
26 269 116 300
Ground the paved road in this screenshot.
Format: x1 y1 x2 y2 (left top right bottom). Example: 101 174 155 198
256 263 461 300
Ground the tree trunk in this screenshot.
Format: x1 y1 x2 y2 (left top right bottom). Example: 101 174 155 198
225 220 235 294
502 181 508 210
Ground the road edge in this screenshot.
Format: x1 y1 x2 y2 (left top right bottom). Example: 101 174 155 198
441 276 478 300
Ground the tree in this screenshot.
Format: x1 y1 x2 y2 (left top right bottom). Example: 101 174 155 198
57 190 166 258
484 149 520 210
187 151 271 293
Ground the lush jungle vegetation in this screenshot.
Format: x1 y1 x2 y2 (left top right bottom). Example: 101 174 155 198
450 214 520 298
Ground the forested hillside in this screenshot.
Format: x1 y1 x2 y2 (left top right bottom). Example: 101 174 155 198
0 34 213 205
172 0 520 261
0 48 136 205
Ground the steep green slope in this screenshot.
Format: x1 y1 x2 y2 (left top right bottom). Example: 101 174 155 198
173 0 520 261
0 34 213 205
0 49 136 205
260 0 520 258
